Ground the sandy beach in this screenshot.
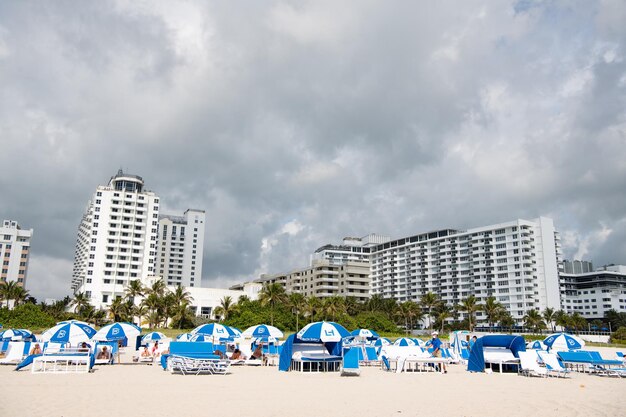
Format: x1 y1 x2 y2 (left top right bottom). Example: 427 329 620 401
2 348 625 417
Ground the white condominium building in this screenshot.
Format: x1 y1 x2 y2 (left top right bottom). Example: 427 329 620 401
560 264 626 320
0 220 33 287
71 170 160 308
369 217 562 325
311 234 390 266
156 209 205 288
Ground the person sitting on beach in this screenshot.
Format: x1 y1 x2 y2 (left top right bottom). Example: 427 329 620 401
97 346 111 360
213 349 226 359
79 342 90 352
430 331 447 374
231 349 246 360
30 343 43 355
151 341 160 357
140 347 151 358
250 344 264 360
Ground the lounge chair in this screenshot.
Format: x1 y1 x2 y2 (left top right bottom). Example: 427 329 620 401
0 342 27 364
364 346 381 366
518 351 548 378
341 347 360 376
537 351 571 378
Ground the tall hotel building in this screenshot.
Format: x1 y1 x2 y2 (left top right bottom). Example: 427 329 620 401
369 217 562 324
0 220 33 287
71 171 160 308
156 209 205 287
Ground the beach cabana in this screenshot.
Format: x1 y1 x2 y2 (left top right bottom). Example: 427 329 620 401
467 335 526 373
450 330 471 362
279 321 348 372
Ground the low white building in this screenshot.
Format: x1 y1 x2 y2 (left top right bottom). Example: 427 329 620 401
180 282 261 320
560 264 626 320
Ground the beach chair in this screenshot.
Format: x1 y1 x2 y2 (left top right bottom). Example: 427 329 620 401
537 351 571 378
364 346 381 366
341 347 361 376
0 342 27 364
518 351 547 378
381 355 393 372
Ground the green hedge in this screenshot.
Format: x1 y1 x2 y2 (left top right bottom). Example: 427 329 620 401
0 304 57 331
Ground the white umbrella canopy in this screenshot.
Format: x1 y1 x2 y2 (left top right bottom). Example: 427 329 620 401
543 333 585 351
92 322 141 342
296 321 350 343
242 324 284 339
40 322 97 345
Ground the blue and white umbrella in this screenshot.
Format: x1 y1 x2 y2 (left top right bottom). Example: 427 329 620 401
527 340 548 350
543 332 585 351
350 329 380 339
412 338 426 347
142 332 166 344
93 322 141 342
190 334 213 342
374 337 392 347
296 321 350 342
242 324 284 339
191 323 240 340
0 328 35 341
176 333 193 341
41 322 97 344
394 337 417 347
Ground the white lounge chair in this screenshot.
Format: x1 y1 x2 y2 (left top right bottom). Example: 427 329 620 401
518 351 548 378
0 342 26 364
537 351 571 378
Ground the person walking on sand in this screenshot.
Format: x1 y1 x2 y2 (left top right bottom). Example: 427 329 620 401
430 331 447 374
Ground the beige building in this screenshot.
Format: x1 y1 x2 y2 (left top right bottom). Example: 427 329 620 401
234 259 371 303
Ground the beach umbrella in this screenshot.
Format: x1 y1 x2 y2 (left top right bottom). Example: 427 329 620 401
412 338 426 347
350 329 380 339
0 328 35 341
543 333 585 351
296 321 350 342
242 324 284 339
374 337 392 347
41 321 96 344
176 333 193 341
141 332 166 344
93 322 141 341
191 323 239 340
526 340 548 350
190 334 213 342
394 337 417 347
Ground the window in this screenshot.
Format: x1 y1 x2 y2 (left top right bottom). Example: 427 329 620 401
102 294 109 303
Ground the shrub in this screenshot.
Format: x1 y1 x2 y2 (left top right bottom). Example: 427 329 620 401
610 326 626 343
0 303 57 330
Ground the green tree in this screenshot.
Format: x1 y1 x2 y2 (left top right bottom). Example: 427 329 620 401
554 310 569 331
543 307 556 332
322 297 346 322
305 296 322 323
523 309 546 332
420 292 440 331
214 296 238 321
498 310 515 330
288 293 307 332
125 279 145 304
458 295 480 331
258 283 287 326
433 303 454 333
482 297 505 328
70 292 91 315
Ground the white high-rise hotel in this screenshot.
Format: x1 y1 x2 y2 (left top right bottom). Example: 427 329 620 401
1 219 33 287
156 210 206 288
71 171 160 308
367 217 562 324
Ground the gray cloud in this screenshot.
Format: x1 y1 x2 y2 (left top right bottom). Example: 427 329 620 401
0 1 625 301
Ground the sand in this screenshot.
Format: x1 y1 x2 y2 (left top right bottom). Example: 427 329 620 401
1 348 625 417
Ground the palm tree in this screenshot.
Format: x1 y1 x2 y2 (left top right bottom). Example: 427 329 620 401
170 302 195 329
141 293 162 329
395 302 413 335
305 296 322 323
482 296 505 328
171 286 193 306
258 283 287 326
214 296 237 321
322 297 346 322
434 303 454 333
458 295 480 331
125 279 145 304
344 296 361 316
238 295 251 306
523 309 546 332
498 310 515 330
288 293 307 332
543 307 556 332
148 279 167 298
108 297 126 322
366 294 384 312
70 292 91 315
554 310 569 331
420 292 440 331
0 281 20 309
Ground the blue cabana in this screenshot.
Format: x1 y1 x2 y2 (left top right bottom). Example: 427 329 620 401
467 335 526 373
278 334 343 372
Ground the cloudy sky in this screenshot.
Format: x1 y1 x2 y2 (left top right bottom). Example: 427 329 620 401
1 1 625 301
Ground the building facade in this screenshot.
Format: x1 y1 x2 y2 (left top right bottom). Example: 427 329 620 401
71 170 160 308
240 259 372 303
310 234 390 266
369 217 562 325
560 264 626 320
156 209 205 288
0 220 33 287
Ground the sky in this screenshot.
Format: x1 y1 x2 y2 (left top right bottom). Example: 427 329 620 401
1 0 625 301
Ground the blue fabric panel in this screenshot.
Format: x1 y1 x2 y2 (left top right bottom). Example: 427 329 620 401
278 334 295 371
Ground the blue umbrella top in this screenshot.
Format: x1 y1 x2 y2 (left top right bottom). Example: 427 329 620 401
142 332 166 343
297 321 350 342
93 322 141 341
192 323 239 339
543 332 584 351
350 329 380 339
0 328 35 341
